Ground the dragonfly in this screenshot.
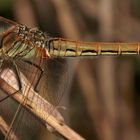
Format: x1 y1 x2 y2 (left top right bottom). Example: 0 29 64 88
0 16 139 140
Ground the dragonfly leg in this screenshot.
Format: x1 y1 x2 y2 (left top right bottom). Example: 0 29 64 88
13 62 22 90
0 62 22 102
0 59 3 68
22 60 44 92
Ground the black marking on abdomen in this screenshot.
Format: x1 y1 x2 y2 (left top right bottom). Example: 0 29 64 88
121 50 138 53
66 48 75 52
81 50 97 53
101 50 118 53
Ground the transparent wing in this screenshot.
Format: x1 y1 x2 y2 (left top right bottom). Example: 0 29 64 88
39 58 68 107
0 22 69 139
0 16 17 34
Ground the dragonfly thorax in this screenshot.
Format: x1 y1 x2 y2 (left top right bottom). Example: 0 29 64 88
17 25 50 48
15 24 51 58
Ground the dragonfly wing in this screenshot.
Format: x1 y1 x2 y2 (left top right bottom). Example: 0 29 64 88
0 63 46 140
0 39 44 139
0 16 17 34
41 58 69 108
0 17 69 138
0 48 67 140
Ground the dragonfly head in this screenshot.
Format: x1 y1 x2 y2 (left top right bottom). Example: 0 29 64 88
17 24 29 38
16 26 51 58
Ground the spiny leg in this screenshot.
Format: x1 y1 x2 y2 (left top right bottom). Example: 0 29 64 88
4 36 43 92
4 58 43 139
0 62 22 102
4 61 43 139
20 39 44 92
22 59 44 92
0 59 4 69
13 62 22 89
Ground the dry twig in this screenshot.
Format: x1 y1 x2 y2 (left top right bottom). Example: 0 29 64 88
0 69 85 140
0 116 18 140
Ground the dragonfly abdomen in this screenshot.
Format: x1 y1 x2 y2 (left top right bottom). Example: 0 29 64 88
49 38 140 57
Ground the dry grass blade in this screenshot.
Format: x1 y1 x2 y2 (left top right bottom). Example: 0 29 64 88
0 69 85 140
52 0 81 39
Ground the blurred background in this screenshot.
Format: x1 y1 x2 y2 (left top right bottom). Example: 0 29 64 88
0 0 140 140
